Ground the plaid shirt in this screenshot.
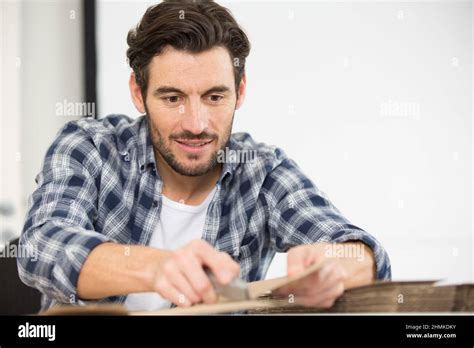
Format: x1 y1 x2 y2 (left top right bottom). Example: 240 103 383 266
18 115 391 310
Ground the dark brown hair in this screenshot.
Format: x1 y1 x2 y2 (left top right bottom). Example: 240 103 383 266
127 0 251 99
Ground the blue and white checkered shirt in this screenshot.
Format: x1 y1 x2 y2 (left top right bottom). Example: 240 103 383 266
18 115 391 310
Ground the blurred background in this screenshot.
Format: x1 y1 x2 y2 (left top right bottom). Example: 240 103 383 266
1 0 473 285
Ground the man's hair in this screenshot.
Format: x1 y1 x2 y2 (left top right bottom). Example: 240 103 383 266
127 0 251 99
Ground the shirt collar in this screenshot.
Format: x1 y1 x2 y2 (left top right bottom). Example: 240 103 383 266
218 137 238 184
137 116 157 171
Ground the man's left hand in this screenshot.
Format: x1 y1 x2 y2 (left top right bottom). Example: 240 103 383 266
274 242 372 308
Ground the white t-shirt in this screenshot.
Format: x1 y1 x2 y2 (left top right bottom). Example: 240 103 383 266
124 187 217 311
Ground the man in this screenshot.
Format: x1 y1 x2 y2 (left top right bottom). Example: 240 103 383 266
18 0 391 311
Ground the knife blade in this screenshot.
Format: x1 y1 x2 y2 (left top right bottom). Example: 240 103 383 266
205 268 250 301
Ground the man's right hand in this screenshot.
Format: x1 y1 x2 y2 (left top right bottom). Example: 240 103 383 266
149 239 240 307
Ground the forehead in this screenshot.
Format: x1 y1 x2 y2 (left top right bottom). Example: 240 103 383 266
147 45 235 90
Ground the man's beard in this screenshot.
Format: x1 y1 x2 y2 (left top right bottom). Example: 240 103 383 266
146 111 234 177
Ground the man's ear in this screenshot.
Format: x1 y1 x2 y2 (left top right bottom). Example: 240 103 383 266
129 73 146 114
235 73 247 110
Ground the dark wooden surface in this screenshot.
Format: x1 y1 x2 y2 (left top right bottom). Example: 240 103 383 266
0 238 41 315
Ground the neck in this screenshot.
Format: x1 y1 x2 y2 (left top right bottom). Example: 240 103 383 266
154 152 221 205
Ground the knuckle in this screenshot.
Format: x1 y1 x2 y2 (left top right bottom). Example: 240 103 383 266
195 280 212 295
174 250 191 264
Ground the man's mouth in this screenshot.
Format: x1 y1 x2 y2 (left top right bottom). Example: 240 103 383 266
175 139 213 147
174 139 214 153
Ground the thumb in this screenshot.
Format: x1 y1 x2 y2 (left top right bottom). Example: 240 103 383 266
287 245 317 276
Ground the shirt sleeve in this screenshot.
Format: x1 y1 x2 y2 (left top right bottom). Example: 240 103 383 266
266 158 391 280
17 121 112 304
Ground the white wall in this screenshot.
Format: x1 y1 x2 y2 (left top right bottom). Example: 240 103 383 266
0 0 84 245
20 0 84 202
0 0 22 245
97 0 472 282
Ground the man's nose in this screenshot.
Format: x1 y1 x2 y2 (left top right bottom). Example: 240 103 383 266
181 98 208 134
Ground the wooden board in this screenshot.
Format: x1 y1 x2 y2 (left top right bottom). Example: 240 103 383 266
40 262 470 316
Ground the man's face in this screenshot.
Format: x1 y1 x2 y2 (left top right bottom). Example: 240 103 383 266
136 46 245 177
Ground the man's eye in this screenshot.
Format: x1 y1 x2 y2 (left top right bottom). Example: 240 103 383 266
208 95 223 102
162 96 182 104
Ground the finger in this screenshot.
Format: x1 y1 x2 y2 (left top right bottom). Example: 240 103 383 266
174 251 218 304
295 267 347 307
301 263 346 296
166 262 201 304
276 261 336 296
194 246 240 285
297 281 345 308
155 278 192 307
320 282 345 307
287 245 315 276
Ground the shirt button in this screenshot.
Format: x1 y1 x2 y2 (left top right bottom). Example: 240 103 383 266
140 164 145 171
152 200 158 207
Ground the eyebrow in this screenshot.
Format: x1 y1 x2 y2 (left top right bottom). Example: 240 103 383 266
153 85 231 97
